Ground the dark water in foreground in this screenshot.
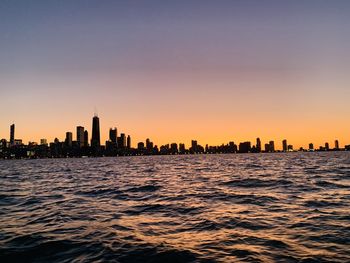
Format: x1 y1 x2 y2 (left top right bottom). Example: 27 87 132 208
0 153 349 263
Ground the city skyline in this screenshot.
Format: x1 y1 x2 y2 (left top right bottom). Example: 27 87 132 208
1 1 350 148
1 114 347 153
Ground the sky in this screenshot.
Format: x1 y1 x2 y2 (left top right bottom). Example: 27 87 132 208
1 0 350 149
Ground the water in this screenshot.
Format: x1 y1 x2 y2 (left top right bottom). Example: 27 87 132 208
0 152 349 262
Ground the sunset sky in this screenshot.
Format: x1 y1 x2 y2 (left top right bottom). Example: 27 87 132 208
1 0 349 149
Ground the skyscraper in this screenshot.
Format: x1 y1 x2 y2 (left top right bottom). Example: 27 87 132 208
91 115 100 149
84 130 89 147
282 139 287 152
109 128 117 143
191 140 198 153
127 135 131 149
309 143 314 151
264 143 270 152
146 138 153 151
335 140 339 149
120 133 126 148
77 126 84 147
256 138 261 153
239 142 251 153
65 132 72 147
269 141 275 152
325 142 329 151
10 124 15 146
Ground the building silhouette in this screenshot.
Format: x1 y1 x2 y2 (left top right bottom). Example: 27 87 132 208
282 139 287 152
309 143 314 151
10 124 15 146
325 142 329 151
77 126 84 147
191 140 198 153
120 133 126 148
65 132 72 147
138 142 145 150
170 143 178 154
127 135 131 149
269 141 275 152
109 128 117 144
264 143 270 152
179 143 186 154
239 142 251 153
84 130 89 147
335 140 339 149
91 115 101 149
256 138 261 153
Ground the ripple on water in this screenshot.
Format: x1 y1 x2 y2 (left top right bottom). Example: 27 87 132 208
0 152 349 262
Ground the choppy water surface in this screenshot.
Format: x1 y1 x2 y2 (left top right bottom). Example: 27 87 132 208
1 152 349 262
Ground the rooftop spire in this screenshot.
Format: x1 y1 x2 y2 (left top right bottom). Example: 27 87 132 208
94 107 98 117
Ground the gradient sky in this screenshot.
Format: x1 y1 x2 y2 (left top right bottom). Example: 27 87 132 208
1 0 350 149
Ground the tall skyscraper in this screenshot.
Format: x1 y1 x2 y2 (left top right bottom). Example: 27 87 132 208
10 124 15 146
65 132 72 147
109 128 117 143
269 141 275 152
335 140 339 149
120 133 126 148
146 138 153 150
84 130 89 147
256 138 261 153
191 140 198 153
309 143 314 151
77 126 84 147
179 143 186 154
282 139 287 152
91 115 100 149
265 143 270 152
127 135 131 149
325 142 329 151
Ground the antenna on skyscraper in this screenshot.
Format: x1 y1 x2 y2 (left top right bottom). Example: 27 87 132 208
94 107 98 117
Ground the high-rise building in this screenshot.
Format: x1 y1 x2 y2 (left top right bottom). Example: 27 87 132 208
325 142 329 151
264 143 270 152
145 138 153 151
10 124 15 146
269 141 275 152
109 128 117 143
309 143 314 151
91 115 100 149
335 140 339 149
40 139 48 145
65 132 73 147
84 130 89 147
179 143 186 154
256 138 261 152
77 126 85 147
191 140 198 153
239 142 251 153
120 133 126 148
138 142 145 150
282 139 287 152
170 143 178 154
127 135 131 149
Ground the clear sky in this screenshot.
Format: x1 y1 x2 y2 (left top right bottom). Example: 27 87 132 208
1 0 349 149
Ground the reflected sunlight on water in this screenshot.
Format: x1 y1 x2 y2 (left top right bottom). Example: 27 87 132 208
0 152 349 262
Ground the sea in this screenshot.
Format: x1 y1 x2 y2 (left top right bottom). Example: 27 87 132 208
0 152 349 263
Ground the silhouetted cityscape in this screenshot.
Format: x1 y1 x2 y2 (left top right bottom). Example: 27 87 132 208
1 114 349 159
